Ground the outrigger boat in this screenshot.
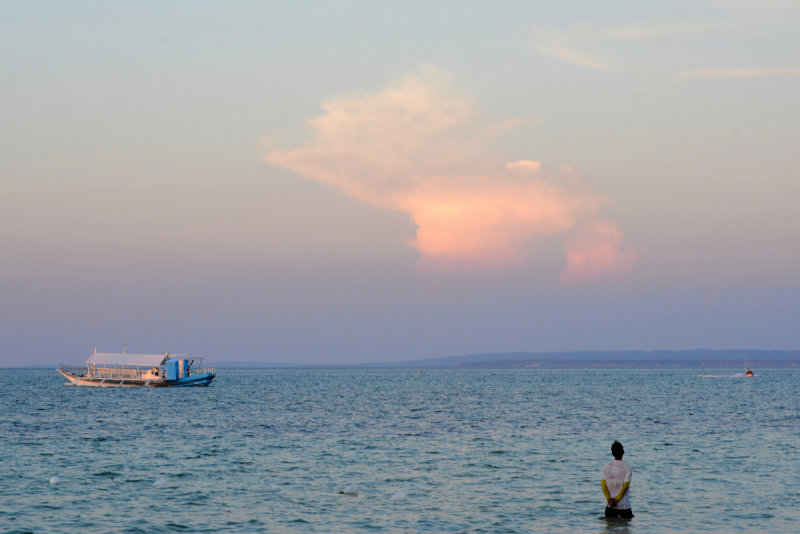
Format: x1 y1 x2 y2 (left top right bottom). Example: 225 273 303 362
58 348 215 387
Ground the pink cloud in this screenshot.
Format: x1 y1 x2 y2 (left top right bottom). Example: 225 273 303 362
505 160 542 172
561 219 639 283
265 68 638 282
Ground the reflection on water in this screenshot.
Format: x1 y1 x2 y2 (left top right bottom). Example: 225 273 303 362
600 516 633 534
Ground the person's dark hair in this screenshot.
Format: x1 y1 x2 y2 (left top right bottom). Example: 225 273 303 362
611 441 624 459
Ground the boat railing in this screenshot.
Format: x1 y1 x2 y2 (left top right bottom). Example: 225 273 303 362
61 362 212 380
88 365 162 381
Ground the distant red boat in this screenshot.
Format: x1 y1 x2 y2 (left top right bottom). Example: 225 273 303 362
745 368 754 377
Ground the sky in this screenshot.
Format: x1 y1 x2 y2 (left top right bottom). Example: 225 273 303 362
2 1 799 365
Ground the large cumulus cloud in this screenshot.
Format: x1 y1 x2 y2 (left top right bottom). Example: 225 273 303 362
266 68 638 282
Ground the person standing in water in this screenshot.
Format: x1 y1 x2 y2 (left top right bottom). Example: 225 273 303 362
601 441 634 519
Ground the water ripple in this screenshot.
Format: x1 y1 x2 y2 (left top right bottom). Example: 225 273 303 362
1 367 799 532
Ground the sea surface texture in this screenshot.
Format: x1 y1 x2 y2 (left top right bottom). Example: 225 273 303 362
2 367 798 533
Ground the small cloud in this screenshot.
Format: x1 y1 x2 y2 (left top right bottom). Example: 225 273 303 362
266 68 637 283
530 21 717 72
530 24 614 71
597 21 722 39
529 18 797 80
533 43 612 71
505 160 541 172
676 67 800 80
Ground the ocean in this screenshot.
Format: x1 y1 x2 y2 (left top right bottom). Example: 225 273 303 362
2 367 798 533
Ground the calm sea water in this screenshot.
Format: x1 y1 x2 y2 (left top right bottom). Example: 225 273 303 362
1 367 798 533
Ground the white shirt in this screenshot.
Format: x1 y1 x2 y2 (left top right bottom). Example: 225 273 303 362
601 459 632 509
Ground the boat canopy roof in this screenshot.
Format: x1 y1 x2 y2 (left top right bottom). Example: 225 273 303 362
86 352 168 367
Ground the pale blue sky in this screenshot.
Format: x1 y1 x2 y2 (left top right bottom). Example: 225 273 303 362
2 1 799 365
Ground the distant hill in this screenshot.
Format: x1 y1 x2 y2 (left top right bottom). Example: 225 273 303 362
379 350 800 368
211 349 800 368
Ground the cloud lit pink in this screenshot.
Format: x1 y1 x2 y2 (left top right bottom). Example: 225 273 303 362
265 68 638 282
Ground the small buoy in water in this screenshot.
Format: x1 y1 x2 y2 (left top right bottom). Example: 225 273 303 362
339 484 359 495
153 476 168 487
49 476 61 485
390 490 408 501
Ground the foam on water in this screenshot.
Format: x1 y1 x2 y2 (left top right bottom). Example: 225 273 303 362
390 490 408 501
2 367 799 532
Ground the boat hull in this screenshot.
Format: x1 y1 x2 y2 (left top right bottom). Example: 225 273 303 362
58 368 215 387
163 373 215 387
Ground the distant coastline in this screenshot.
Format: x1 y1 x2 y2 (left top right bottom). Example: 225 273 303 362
211 349 800 368
431 350 800 369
